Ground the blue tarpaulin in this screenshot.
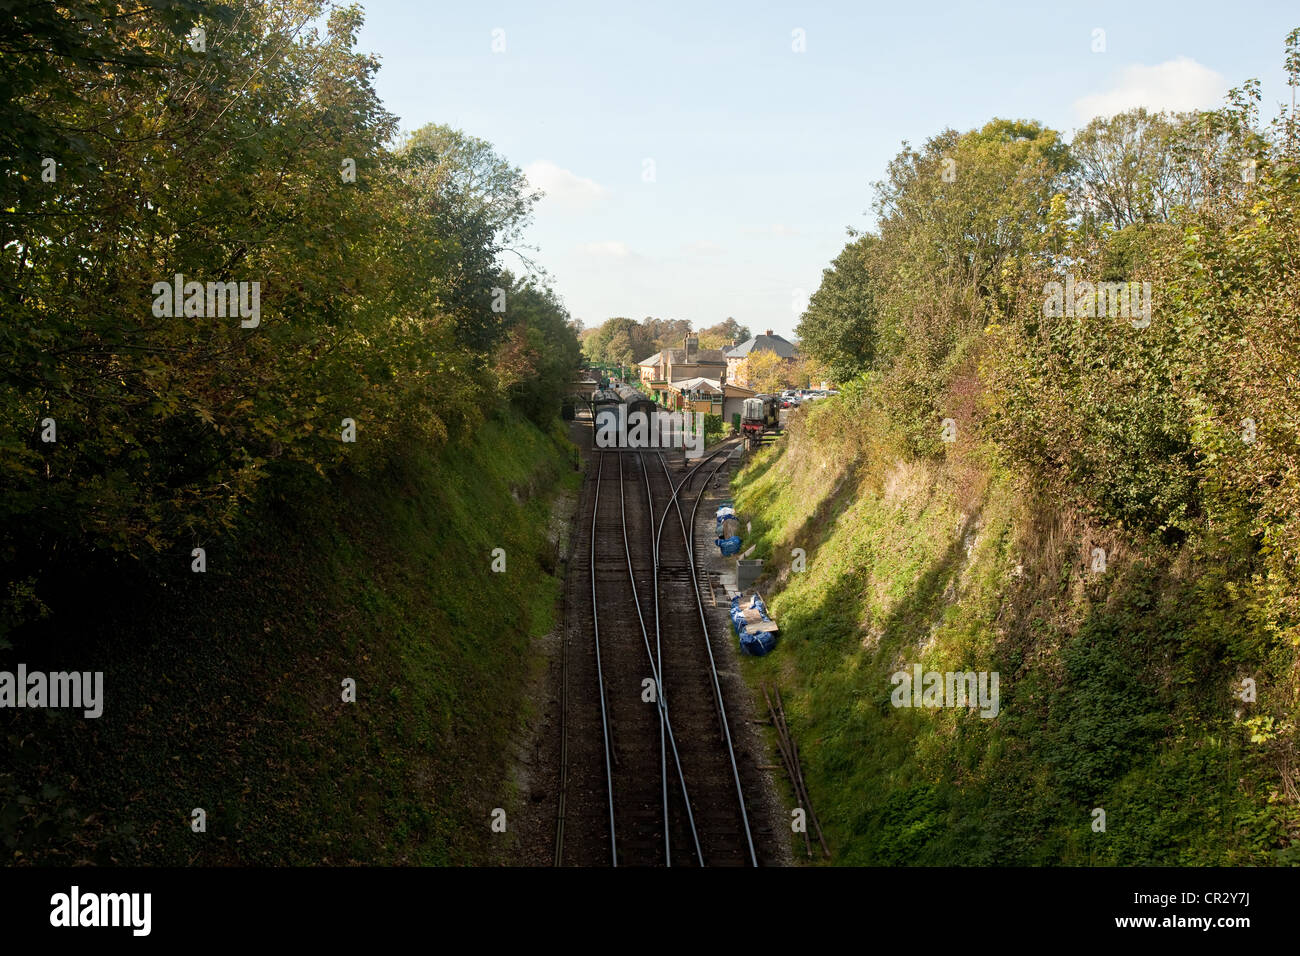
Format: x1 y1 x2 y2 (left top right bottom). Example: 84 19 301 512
730 592 778 656
716 535 742 556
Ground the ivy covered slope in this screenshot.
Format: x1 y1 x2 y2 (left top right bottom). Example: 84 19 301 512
738 34 1300 866
2 414 577 865
1 2 584 864
736 387 1295 865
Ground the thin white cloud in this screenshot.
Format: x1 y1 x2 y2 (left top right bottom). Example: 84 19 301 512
745 224 800 237
1073 56 1226 122
684 239 724 254
579 240 630 257
524 160 608 208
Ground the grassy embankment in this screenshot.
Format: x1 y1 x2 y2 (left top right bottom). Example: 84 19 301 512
2 415 578 865
732 385 1297 865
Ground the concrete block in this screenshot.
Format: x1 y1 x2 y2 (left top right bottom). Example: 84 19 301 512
737 558 763 590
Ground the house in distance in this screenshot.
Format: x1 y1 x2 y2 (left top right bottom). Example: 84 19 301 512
724 330 799 389
637 334 729 406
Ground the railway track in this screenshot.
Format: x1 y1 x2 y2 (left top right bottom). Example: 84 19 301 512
556 442 766 866
648 451 758 866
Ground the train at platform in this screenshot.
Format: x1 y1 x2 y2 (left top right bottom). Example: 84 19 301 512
590 387 622 412
611 383 657 418
590 384 659 437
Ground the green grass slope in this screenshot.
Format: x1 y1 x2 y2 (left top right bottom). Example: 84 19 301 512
1 414 578 865
733 391 1298 865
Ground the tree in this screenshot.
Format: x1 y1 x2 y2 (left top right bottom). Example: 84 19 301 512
797 235 878 383
742 351 791 393
394 123 539 356
0 0 574 585
581 316 668 365
699 317 751 350
0 0 227 176
873 119 1070 302
494 275 581 424
1069 109 1190 229
863 118 1072 451
789 353 829 389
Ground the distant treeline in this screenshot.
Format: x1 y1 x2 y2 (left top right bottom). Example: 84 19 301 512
0 1 580 637
798 32 1300 662
580 316 751 365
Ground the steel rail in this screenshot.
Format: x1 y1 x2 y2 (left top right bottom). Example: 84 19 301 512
638 446 727 864
564 442 736 867
656 446 758 866
635 452 670 866
589 451 618 865
616 452 702 866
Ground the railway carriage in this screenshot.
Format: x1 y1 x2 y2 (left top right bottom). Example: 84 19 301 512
591 388 623 431
592 385 663 448
612 383 658 419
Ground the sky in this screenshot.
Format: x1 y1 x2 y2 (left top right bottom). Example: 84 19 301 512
356 1 1298 340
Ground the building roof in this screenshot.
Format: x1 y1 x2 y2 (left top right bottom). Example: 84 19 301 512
667 376 723 395
663 347 727 365
640 346 729 368
725 332 798 359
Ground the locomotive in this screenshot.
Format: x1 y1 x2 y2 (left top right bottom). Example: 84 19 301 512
740 394 780 445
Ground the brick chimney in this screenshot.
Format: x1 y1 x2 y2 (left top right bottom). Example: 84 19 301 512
684 334 697 361
764 329 773 336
